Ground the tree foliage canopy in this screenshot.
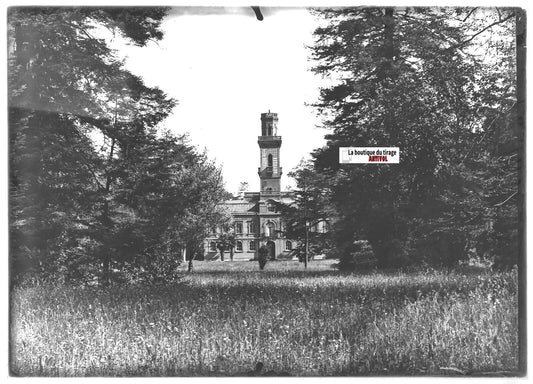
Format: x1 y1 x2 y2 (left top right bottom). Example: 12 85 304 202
273 161 334 261
307 7 521 268
9 7 228 284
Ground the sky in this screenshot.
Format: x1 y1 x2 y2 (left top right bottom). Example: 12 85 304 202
109 7 329 194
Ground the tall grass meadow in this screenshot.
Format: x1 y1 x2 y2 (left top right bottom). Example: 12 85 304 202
10 260 518 376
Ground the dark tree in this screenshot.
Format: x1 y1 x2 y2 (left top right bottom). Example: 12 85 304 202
9 7 229 284
258 245 269 270
273 161 335 268
9 7 174 282
309 7 520 268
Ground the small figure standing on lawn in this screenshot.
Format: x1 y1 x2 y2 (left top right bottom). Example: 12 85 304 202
258 245 269 270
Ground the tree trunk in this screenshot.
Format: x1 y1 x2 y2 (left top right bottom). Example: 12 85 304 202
304 221 309 269
382 7 399 141
380 7 395 77
100 130 116 286
101 258 110 286
181 247 187 264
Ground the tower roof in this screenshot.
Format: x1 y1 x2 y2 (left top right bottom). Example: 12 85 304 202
261 111 278 119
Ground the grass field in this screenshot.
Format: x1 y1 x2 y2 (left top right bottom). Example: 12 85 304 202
10 260 519 376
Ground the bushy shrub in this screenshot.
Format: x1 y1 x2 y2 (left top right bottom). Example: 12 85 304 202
413 229 467 267
258 245 269 270
337 240 377 271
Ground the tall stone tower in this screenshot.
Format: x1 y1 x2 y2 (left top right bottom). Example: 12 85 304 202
258 111 282 194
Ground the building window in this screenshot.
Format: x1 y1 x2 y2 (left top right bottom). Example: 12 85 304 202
266 222 275 237
267 124 272 136
210 226 217 234
267 202 276 212
235 221 243 234
249 240 256 251
236 241 243 252
209 241 216 252
285 241 292 251
247 221 257 234
268 154 273 167
312 220 330 233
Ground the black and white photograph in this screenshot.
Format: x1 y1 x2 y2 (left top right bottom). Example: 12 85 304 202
7 3 525 377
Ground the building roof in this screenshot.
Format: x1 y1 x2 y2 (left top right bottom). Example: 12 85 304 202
221 190 295 215
224 200 257 214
